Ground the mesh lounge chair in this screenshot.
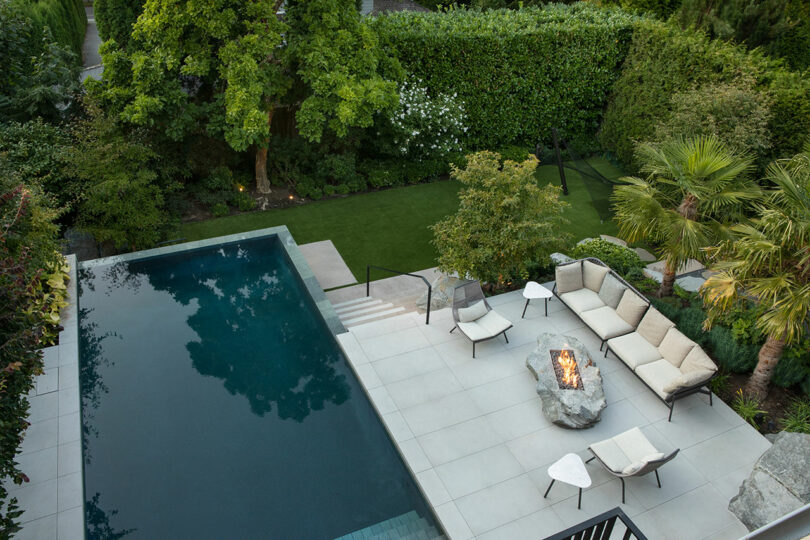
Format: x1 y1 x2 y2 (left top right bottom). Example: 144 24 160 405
586 427 679 504
450 281 513 358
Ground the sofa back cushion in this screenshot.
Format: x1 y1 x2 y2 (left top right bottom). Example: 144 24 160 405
555 263 583 294
598 274 627 309
658 328 696 368
458 300 488 322
615 289 648 328
583 260 610 292
680 346 718 374
636 308 676 347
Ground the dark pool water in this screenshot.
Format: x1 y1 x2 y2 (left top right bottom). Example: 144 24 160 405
78 236 436 539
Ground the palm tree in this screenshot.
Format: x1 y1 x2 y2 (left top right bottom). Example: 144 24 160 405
702 145 810 399
612 135 759 296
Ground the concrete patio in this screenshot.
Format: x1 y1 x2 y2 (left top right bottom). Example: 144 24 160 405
336 286 771 540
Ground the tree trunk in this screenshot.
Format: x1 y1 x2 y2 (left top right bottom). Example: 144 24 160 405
658 263 677 297
745 333 787 400
255 147 270 194
254 108 275 194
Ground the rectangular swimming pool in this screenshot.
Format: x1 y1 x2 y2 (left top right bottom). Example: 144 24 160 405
78 228 441 539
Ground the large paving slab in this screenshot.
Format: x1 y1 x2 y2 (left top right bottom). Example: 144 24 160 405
337 284 770 539
298 239 357 290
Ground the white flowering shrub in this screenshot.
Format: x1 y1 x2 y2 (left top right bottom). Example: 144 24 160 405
388 78 467 161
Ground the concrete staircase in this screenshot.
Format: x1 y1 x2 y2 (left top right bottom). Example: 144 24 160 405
332 296 408 328
334 510 444 540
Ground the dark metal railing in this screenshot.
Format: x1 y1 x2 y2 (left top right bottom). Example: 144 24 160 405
366 265 431 325
544 507 647 540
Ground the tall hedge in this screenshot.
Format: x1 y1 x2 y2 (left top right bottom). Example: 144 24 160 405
94 0 143 49
601 20 810 169
370 5 640 150
11 0 86 57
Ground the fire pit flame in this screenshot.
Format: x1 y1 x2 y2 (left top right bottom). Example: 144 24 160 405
549 348 583 391
558 349 579 389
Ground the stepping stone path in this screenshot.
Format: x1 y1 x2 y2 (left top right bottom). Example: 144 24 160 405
633 247 657 262
675 275 706 293
599 234 627 247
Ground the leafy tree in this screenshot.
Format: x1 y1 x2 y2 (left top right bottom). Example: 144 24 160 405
612 136 760 296
431 151 569 286
702 145 810 399
92 0 398 194
67 104 175 250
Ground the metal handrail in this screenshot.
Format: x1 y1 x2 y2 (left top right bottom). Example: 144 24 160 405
366 265 431 325
544 507 647 540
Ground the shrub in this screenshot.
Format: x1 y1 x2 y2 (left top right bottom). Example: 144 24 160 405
649 296 681 322
780 399 810 434
601 20 810 170
10 0 86 57
654 79 772 159
732 389 766 428
94 0 143 49
193 166 237 208
233 192 256 212
383 78 467 161
707 326 759 373
211 203 230 217
432 151 570 285
570 238 644 277
676 307 708 345
771 340 810 388
496 145 537 163
371 4 639 150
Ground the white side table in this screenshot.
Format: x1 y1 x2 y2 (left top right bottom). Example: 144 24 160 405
543 453 592 509
522 281 553 318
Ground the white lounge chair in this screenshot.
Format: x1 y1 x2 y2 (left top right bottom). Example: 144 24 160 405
587 427 679 503
450 281 512 358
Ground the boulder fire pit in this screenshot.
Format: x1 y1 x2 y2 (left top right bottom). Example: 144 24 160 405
526 333 606 429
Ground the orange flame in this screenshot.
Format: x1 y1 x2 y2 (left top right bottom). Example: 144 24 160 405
557 349 580 389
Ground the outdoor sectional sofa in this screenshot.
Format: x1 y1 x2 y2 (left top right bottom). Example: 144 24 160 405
553 258 717 421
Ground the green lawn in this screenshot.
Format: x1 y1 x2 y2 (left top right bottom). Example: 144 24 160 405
179 158 625 282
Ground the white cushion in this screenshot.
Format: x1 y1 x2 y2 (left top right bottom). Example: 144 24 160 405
658 328 696 368
580 306 634 341
457 310 511 341
555 263 583 294
663 369 715 394
622 461 645 475
615 290 648 328
680 346 718 374
636 308 675 347
607 332 662 370
583 260 610 292
458 300 487 322
589 426 659 473
559 289 605 314
643 452 666 462
598 274 627 309
636 359 683 400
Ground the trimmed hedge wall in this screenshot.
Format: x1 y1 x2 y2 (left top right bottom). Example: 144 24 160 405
371 5 640 150
601 20 810 169
12 0 86 57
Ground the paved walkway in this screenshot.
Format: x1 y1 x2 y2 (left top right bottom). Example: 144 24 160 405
81 6 103 82
336 287 769 539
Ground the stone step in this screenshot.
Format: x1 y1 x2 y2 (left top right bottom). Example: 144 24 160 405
342 306 406 327
331 296 374 309
335 299 383 314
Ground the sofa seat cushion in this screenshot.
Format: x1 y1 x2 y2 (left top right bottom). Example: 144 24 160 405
636 308 676 347
663 369 715 394
598 274 627 309
615 289 648 328
556 263 583 294
457 310 512 341
580 306 635 341
636 359 683 400
589 427 659 473
608 332 663 370
583 260 610 292
560 288 605 314
658 328 696 368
